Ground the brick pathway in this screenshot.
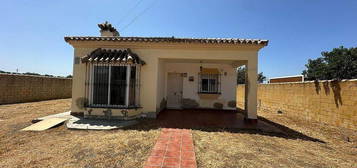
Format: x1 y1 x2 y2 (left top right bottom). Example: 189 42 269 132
144 128 197 168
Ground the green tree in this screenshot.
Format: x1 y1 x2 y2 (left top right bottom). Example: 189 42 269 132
257 72 266 83
237 67 266 84
23 72 41 76
237 67 246 84
302 58 328 80
303 46 357 80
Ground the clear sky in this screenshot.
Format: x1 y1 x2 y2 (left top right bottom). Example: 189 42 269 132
0 0 356 78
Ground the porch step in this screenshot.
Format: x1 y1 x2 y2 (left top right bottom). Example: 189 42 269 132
66 117 138 130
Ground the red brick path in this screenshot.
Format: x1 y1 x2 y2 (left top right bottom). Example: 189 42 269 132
144 128 197 168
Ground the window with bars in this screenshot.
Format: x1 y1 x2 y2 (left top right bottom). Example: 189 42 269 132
86 64 140 108
198 73 221 94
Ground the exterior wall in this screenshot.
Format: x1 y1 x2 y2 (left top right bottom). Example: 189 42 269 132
0 73 72 104
69 42 261 119
71 48 90 114
237 80 357 130
164 62 236 109
83 107 142 120
71 47 160 118
156 59 167 113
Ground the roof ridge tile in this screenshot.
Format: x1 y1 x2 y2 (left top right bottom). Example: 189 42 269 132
64 36 268 46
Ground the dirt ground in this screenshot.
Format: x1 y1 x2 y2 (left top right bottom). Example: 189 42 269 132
0 99 160 168
0 99 356 168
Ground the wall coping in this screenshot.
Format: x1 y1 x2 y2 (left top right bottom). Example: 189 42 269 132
0 73 72 80
237 78 357 86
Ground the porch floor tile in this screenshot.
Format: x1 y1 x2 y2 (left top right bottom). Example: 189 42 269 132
144 128 197 168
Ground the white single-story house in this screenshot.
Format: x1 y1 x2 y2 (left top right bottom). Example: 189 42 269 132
65 22 268 123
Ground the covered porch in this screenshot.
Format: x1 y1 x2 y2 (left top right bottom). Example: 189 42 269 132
153 109 279 132
156 57 259 122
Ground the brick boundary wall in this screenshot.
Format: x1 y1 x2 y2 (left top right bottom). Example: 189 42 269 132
237 79 357 130
0 73 72 104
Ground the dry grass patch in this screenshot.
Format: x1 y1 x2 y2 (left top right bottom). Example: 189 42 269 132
0 99 160 168
193 110 357 168
1 99 356 168
193 130 355 168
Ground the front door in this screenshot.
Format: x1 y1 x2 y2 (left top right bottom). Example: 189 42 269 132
167 73 183 109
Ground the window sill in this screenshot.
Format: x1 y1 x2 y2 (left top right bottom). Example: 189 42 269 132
198 92 221 95
198 92 221 99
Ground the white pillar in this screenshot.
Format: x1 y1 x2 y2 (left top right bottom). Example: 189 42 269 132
245 56 258 120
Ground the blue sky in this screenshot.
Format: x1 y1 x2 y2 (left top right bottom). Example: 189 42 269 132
0 0 356 78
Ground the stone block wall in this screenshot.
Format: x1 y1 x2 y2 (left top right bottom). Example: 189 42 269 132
0 73 72 104
237 80 357 130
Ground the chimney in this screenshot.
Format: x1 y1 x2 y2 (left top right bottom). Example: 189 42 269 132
98 21 120 37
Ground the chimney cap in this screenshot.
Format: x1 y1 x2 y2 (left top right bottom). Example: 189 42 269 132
98 21 119 36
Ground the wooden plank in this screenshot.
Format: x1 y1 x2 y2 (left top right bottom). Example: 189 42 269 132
32 111 71 123
22 118 67 131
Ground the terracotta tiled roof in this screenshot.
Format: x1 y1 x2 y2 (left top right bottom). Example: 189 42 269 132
64 36 268 46
81 48 145 65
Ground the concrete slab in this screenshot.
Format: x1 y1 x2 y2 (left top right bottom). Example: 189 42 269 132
22 118 68 131
66 117 139 130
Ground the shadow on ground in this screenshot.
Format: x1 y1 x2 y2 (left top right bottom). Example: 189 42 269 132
123 108 325 143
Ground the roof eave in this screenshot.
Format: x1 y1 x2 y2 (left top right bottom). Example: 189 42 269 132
64 36 269 50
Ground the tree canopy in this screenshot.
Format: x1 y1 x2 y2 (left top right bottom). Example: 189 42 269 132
237 67 266 84
302 46 357 80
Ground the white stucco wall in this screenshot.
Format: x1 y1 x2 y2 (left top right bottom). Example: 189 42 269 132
156 59 166 112
164 62 237 109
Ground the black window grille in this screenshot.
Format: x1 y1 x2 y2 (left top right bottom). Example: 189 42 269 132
110 66 127 105
92 66 109 105
84 63 141 108
198 73 221 94
129 66 137 106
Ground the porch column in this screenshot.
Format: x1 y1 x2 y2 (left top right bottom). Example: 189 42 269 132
244 56 258 123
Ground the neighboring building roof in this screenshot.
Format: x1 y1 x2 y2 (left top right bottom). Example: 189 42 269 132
268 75 304 83
81 48 145 65
64 36 268 46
